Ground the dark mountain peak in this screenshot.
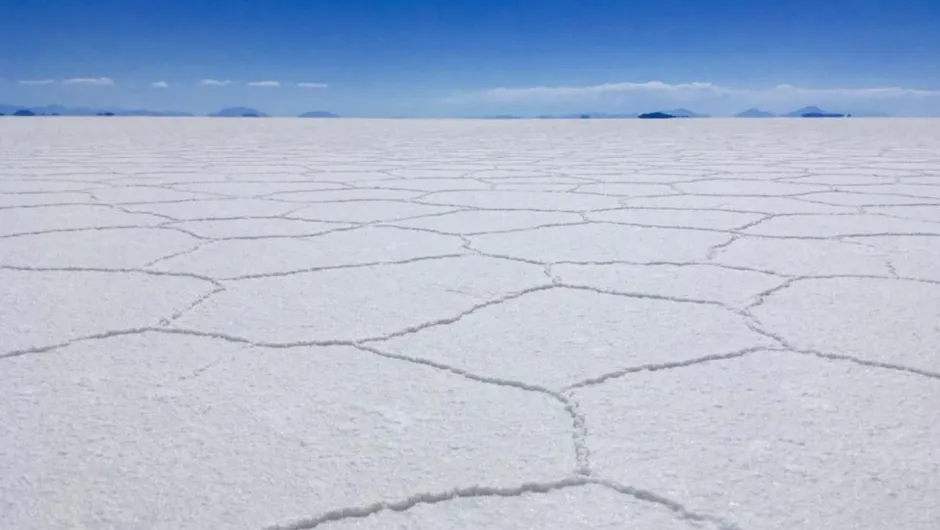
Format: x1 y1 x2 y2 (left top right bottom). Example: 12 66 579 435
802 111 846 118
783 106 826 117
298 110 339 118
662 108 707 118
735 108 775 118
638 112 677 119
209 107 267 118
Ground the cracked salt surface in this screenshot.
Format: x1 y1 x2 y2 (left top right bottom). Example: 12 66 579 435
2 118 940 529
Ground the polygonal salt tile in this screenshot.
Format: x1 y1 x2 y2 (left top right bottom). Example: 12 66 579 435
290 200 457 223
0 269 215 354
799 191 934 207
713 237 893 277
0 192 92 207
103 175 209 187
378 288 772 389
388 210 583 235
572 183 676 197
470 224 730 263
87 186 219 204
491 183 578 192
575 352 940 530
751 277 940 372
715 165 805 176
471 169 558 179
0 180 94 193
867 205 940 223
742 213 940 237
0 333 574 530
206 164 312 175
353 178 491 191
783 174 896 186
175 256 548 343
484 177 588 186
150 226 464 279
779 165 913 176
553 263 782 307
418 190 624 211
387 169 469 179
845 184 940 199
848 235 940 282
625 195 856 215
0 204 166 237
171 218 348 239
123 198 299 220
0 228 200 269
598 173 707 184
674 179 828 196
313 484 710 530
266 188 424 202
588 208 764 230
300 171 399 183
172 181 343 197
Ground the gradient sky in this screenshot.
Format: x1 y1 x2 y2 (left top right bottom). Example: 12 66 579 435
2 0 939 116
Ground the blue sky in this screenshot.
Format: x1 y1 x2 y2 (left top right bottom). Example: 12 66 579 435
2 0 939 116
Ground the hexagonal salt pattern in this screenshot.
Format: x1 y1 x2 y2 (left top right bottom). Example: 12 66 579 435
750 277 940 373
376 287 775 389
574 352 940 530
2 118 939 529
1 333 574 529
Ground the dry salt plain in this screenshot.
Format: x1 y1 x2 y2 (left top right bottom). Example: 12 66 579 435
1 117 939 530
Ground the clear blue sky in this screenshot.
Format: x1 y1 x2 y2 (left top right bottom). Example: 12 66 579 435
2 0 939 116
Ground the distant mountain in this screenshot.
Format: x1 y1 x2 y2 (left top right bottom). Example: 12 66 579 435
661 108 707 118
469 114 523 119
536 112 637 119
111 108 192 117
782 106 826 118
209 107 267 117
784 106 892 118
802 112 846 118
0 104 192 116
573 112 636 119
638 112 677 119
735 108 775 118
298 111 339 118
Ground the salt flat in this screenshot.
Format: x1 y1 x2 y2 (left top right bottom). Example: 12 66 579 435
1 118 939 529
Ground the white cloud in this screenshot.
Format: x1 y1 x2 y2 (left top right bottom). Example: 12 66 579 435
471 80 940 103
200 79 231 86
62 77 115 86
151 81 169 88
766 84 940 98
248 80 281 87
18 79 56 86
298 82 328 88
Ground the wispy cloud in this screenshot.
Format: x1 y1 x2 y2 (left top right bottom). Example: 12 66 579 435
18 79 56 86
248 80 281 87
151 81 169 88
298 82 328 88
764 84 940 98
200 79 231 86
469 80 940 102
62 77 115 86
